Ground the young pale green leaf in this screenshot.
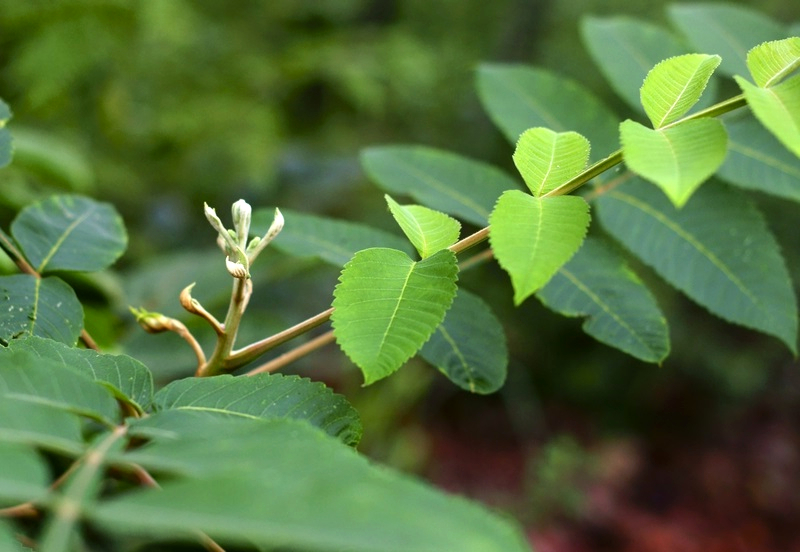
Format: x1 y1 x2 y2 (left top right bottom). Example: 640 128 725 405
251 208 411 267
746 37 800 88
735 74 800 157
0 350 120 425
360 146 517 226
153 373 362 446
10 195 127 273
420 289 507 394
718 114 800 202
489 191 590 305
476 64 619 159
513 128 590 197
95 415 529 552
537 237 669 363
0 398 84 456
640 54 721 128
385 195 460 259
0 275 83 346
0 98 12 169
5 336 153 413
667 4 787 77
596 179 797 353
581 17 688 112
331 248 458 385
0 444 51 505
620 118 728 207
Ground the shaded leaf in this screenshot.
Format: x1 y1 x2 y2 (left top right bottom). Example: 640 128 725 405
0 397 85 456
361 146 517 226
385 195 460 259
420 289 507 394
476 64 619 159
0 98 12 169
620 118 728 207
252 207 411 267
153 373 362 446
746 37 800 88
10 194 127 273
596 179 797 352
736 73 800 157
668 4 787 77
513 128 590 197
489 191 590 305
537 237 669 363
331 248 458 384
0 275 83 346
0 444 51 505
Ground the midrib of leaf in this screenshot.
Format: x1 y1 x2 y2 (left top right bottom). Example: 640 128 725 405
662 130 683 183
377 263 416 359
166 405 262 420
764 59 800 88
656 70 698 128
608 190 760 308
435 325 475 392
405 211 429 257
36 205 97 273
392 162 489 220
29 277 41 336
558 266 653 352
728 139 800 178
537 141 558 196
764 86 800 133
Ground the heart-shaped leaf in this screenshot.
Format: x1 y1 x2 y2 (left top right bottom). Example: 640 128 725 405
385 196 460 259
513 128 590 197
746 37 800 88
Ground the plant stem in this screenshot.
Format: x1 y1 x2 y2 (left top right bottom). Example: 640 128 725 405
450 226 490 255
198 278 251 377
246 330 336 376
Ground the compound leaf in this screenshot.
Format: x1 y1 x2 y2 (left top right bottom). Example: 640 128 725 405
361 146 517 226
385 195 460 259
640 54 721 128
736 73 800 157
596 179 797 353
537 237 669 363
420 289 507 394
153 374 362 447
10 194 127 273
331 248 458 385
746 37 800 88
620 118 728 207
513 128 590 197
0 274 83 346
489 191 590 305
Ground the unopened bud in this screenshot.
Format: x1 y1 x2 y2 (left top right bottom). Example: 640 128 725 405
130 307 175 334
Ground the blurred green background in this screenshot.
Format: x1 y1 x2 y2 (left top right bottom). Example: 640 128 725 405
2 1 800 550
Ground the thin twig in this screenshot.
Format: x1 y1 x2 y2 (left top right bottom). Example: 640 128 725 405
245 331 336 376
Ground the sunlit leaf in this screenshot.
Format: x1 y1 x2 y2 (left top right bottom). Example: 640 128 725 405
361 146 517 226
596 179 797 353
476 64 619 159
746 37 800 88
640 54 721 128
331 248 458 384
420 289 507 394
153 374 362 446
489 191 590 305
620 118 728 207
385 195 460 259
0 274 83 346
513 128 590 197
10 194 127 273
736 73 800 157
537 237 669 363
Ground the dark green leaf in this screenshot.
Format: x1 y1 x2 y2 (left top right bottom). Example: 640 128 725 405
0 397 84 455
0 98 12 169
0 275 83 346
153 374 362 446
420 289 507 393
0 444 51 506
596 179 797 352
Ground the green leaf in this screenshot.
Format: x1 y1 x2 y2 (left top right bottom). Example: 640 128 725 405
476 64 620 159
717 114 800 202
0 444 50 505
420 289 507 394
11 127 95 192
619 118 728 207
736 73 800 157
537 237 669 363
667 4 787 77
0 349 121 424
580 16 689 112
0 275 83 346
513 128 590 197
361 146 517 226
10 194 127 273
96 415 529 552
640 54 721 128
331 248 458 384
5 336 153 412
0 398 84 455
489 191 590 305
746 37 800 88
251 208 412 267
385 195 460 259
0 98 12 169
596 179 797 353
153 374 362 446
0 520 29 552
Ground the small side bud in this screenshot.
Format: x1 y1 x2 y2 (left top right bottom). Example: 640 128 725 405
130 306 175 334
247 207 285 262
231 199 252 245
226 257 249 279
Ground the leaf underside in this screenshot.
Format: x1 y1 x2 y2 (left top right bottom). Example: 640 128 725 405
736 74 800 157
